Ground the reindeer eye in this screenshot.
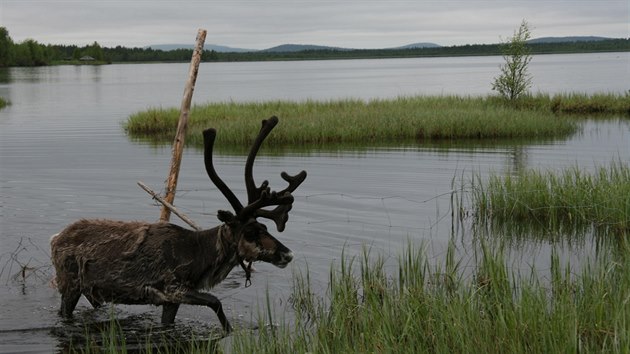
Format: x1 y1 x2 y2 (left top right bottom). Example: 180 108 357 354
243 222 268 242
243 226 259 241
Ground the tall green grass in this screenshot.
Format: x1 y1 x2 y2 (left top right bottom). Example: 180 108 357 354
472 161 630 235
0 97 9 109
124 96 578 147
547 92 630 115
231 242 630 353
497 92 630 115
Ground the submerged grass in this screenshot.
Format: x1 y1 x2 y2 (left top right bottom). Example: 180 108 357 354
124 95 584 147
472 161 630 235
61 316 220 353
231 242 630 353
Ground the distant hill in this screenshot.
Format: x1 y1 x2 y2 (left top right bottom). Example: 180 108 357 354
147 44 254 52
391 42 441 49
262 42 441 52
147 37 620 54
528 36 612 44
261 44 351 52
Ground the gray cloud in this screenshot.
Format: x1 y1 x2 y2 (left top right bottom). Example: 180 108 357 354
1 0 627 49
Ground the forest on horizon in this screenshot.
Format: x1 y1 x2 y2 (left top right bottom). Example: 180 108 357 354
1 26 629 67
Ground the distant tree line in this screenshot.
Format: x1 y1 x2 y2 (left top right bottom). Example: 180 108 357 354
219 38 629 62
1 26 628 68
1 27 107 66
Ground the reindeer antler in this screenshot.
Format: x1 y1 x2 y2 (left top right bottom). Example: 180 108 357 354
244 117 279 204
241 117 307 231
203 128 244 213
203 117 307 231
252 171 307 231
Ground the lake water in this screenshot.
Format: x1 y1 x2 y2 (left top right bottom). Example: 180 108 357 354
0 52 629 352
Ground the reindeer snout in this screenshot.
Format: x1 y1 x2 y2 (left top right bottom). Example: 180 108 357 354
276 251 293 268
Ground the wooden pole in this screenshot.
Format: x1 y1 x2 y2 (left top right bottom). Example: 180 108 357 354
160 28 207 222
138 181 202 231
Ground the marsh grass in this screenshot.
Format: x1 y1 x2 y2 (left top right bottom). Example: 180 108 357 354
231 242 630 353
547 93 630 115
497 92 630 115
124 96 580 147
472 161 630 235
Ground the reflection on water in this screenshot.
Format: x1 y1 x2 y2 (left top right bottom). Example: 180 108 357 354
0 54 629 352
0 310 223 353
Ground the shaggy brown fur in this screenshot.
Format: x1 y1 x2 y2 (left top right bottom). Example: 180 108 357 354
51 217 292 332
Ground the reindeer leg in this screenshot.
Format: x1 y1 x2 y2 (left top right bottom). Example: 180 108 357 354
83 292 102 309
161 303 180 324
182 290 231 333
59 289 81 318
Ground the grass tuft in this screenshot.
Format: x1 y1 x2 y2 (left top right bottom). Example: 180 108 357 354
472 161 630 235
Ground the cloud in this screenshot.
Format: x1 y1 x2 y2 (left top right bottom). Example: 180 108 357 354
1 0 627 49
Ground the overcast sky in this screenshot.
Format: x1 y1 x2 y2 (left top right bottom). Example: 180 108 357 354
1 1 628 50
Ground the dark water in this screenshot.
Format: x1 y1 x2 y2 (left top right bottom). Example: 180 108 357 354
0 53 629 352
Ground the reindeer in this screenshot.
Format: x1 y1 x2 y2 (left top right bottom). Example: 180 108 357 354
50 116 306 333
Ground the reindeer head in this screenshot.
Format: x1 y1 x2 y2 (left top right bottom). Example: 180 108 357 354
203 116 306 269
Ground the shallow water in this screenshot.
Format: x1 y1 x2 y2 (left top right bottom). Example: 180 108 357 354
0 53 628 352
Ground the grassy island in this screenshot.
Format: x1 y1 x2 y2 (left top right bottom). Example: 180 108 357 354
124 93 628 147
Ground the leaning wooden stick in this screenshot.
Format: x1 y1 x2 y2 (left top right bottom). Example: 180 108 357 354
160 28 207 222
138 181 202 231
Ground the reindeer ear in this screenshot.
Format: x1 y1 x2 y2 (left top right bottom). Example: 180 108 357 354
217 210 236 223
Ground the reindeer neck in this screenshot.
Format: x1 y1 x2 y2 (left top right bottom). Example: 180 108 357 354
195 224 241 265
193 224 241 290
217 224 240 262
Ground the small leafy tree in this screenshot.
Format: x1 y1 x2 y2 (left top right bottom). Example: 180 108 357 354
72 47 82 60
86 41 105 61
492 20 533 100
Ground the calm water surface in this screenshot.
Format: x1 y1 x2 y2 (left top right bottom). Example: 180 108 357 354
0 52 628 352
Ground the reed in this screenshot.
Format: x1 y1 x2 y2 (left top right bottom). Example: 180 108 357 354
548 92 630 115
231 242 630 353
124 96 578 147
472 161 630 235
501 92 630 114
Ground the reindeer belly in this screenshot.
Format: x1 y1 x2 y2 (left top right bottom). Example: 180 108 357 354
74 230 189 305
79 257 177 305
